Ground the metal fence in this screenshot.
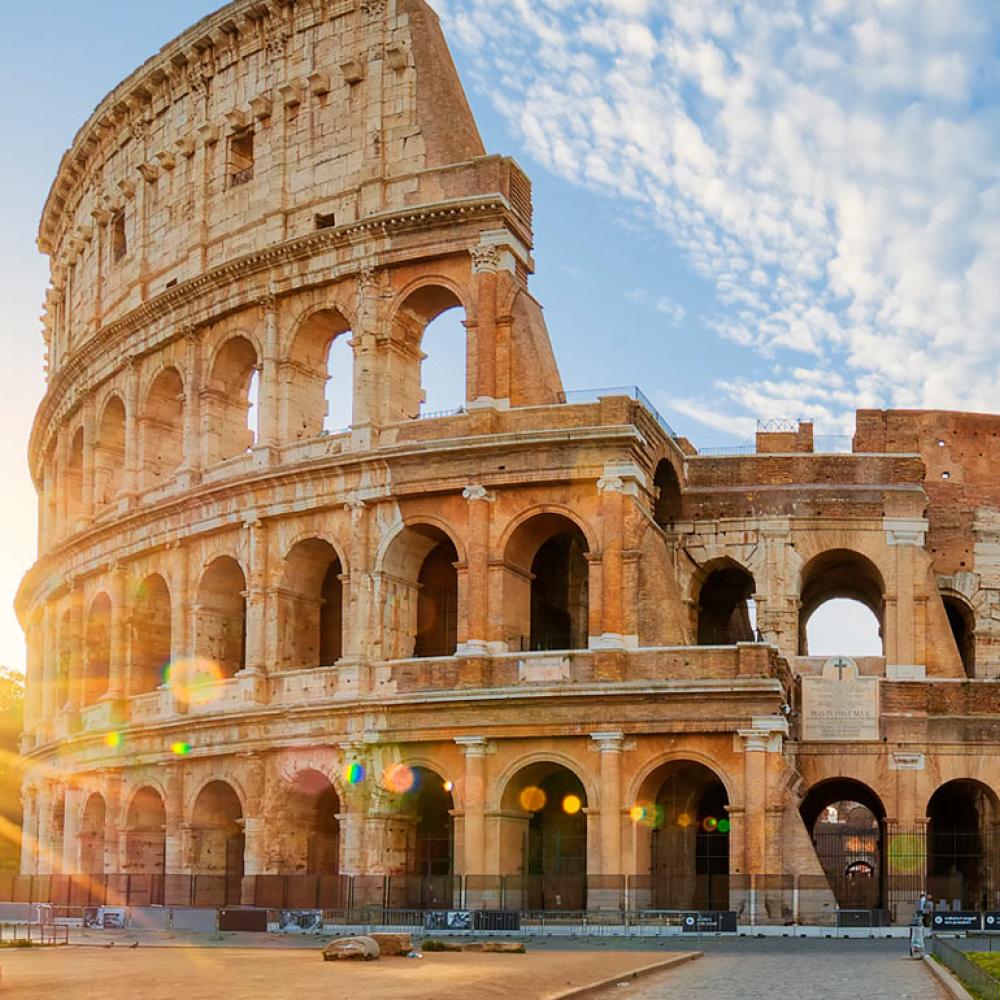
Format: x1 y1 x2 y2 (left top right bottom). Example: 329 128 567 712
932 934 1000 999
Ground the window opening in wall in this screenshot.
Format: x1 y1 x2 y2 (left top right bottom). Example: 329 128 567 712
324 333 353 433
696 564 756 645
247 367 260 447
111 211 127 263
943 595 975 677
315 212 337 230
420 307 466 416
805 599 882 656
229 129 254 187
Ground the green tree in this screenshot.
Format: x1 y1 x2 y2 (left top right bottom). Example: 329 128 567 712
0 668 24 872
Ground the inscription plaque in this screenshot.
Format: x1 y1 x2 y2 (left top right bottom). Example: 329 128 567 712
801 656 880 742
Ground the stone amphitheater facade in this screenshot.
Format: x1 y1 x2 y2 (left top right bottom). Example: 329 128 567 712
15 0 1000 920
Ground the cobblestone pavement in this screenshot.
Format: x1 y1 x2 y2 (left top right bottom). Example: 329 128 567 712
588 940 946 1000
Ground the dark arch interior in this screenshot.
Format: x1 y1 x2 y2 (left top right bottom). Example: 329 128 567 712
650 761 730 910
696 565 755 645
415 539 458 657
653 459 682 526
124 787 166 875
530 529 589 651
191 781 245 887
197 557 247 677
132 574 172 695
800 779 886 910
943 596 975 677
928 780 996 910
84 593 112 705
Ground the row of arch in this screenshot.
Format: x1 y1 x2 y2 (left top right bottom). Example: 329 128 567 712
61 512 592 707
57 285 470 519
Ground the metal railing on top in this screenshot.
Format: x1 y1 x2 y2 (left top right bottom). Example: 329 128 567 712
562 387 677 439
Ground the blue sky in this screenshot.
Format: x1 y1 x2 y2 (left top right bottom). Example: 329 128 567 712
3 0 996 670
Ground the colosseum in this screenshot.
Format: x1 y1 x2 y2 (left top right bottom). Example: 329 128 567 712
12 0 1000 927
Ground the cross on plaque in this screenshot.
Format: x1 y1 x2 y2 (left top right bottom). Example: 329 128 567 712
831 657 851 680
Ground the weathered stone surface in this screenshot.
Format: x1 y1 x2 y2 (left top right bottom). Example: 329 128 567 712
460 941 525 953
368 933 412 957
322 936 380 962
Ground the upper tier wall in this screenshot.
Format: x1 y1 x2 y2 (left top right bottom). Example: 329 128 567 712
39 0 488 377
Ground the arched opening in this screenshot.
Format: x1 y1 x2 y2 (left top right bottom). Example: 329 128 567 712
123 787 166 875
278 539 343 670
653 459 682 527
79 793 106 874
285 309 353 439
140 367 184 489
94 396 126 510
942 595 976 678
84 592 111 705
195 557 247 678
633 760 730 911
800 778 886 911
927 780 999 911
131 574 172 695
399 766 456 908
205 336 258 464
504 513 590 652
501 762 588 911
391 285 467 421
66 427 84 523
275 770 341 876
51 793 65 875
191 781 245 897
799 550 885 656
696 562 756 645
380 525 458 660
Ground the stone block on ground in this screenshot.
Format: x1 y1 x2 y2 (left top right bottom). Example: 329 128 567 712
322 936 380 961
461 941 525 953
369 933 412 957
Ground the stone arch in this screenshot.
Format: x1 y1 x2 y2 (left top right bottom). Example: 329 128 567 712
278 537 344 670
56 608 73 710
79 792 107 874
501 511 592 652
204 334 259 464
941 592 976 677
693 557 756 646
492 751 598 814
195 556 247 678
653 458 683 527
378 521 461 659
798 549 886 656
283 307 353 440
800 777 887 911
123 785 166 874
628 749 736 808
131 573 172 695
631 758 732 911
388 280 471 421
140 365 185 489
190 780 245 883
94 394 126 510
84 591 111 705
66 426 85 523
272 768 342 877
497 757 590 911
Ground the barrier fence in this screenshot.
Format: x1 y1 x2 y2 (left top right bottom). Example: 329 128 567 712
931 935 1000 999
0 872 942 924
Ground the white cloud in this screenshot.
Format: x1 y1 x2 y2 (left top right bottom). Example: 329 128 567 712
429 0 1000 428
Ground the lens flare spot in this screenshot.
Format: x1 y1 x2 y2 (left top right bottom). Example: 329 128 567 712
562 794 582 816
382 763 415 794
677 812 693 829
519 786 546 812
343 761 366 786
105 732 122 749
443 780 454 793
166 657 225 707
717 818 731 834
629 804 646 823
702 816 718 833
171 741 191 756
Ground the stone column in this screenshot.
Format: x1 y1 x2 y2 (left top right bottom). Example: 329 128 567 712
240 753 267 905
170 541 191 664
740 730 768 877
107 563 128 703
884 518 928 669
349 267 386 444
62 785 85 875
458 486 493 655
81 399 97 523
180 329 203 481
35 782 54 875
455 737 488 889
23 611 43 743
20 785 37 874
68 582 85 715
42 601 58 726
341 496 371 666
591 732 624 878
256 289 280 454
123 360 140 500
470 247 498 404
103 771 123 874
243 520 269 689
594 463 643 649
164 765 186 873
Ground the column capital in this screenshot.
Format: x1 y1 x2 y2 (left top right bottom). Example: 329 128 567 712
455 736 489 757
462 484 495 503
590 731 625 753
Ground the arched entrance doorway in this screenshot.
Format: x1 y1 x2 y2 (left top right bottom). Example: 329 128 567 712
191 781 245 903
800 779 886 911
927 780 999 911
123 787 166 875
634 760 730 910
79 793 106 874
695 562 755 645
501 763 588 911
396 766 456 908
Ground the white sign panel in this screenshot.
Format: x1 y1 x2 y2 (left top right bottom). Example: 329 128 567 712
800 656 880 742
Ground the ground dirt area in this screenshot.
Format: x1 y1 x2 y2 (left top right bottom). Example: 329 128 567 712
0 946 694 999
